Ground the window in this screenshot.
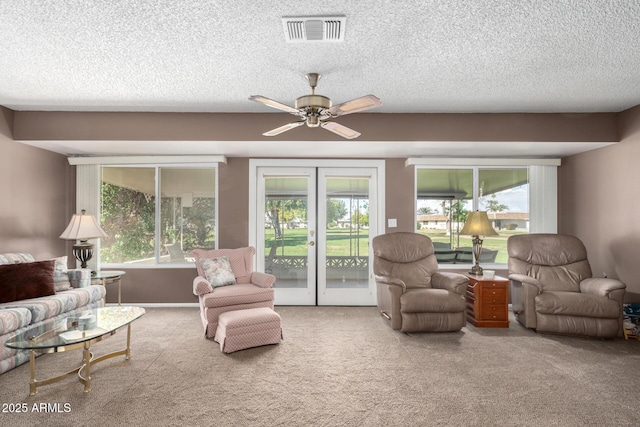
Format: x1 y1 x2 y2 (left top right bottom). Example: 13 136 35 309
415 163 537 266
101 166 217 265
416 168 474 260
477 168 529 264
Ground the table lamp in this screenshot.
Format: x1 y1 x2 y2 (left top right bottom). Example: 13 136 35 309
459 210 498 275
60 209 107 272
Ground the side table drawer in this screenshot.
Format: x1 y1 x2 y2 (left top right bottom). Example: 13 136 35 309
481 288 506 303
481 304 508 321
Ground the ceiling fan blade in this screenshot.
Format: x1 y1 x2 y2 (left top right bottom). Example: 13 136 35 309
263 121 305 137
326 95 382 117
249 95 301 115
320 121 361 139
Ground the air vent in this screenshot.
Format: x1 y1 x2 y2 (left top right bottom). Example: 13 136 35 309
282 16 345 42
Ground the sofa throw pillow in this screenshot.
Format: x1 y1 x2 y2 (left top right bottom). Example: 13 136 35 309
0 260 56 303
199 256 236 288
51 256 72 292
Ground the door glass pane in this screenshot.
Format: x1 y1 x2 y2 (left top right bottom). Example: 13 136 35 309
477 168 529 264
264 177 309 289
325 177 369 289
159 168 216 263
416 168 473 265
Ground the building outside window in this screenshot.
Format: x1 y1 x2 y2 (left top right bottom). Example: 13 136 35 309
100 166 217 265
416 166 529 265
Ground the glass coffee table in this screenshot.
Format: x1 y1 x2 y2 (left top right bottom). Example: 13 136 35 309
5 306 145 396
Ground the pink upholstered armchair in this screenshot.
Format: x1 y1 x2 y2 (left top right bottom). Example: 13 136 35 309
192 247 275 338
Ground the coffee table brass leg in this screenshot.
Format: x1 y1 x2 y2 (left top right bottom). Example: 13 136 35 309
29 350 37 396
125 324 131 360
83 345 92 393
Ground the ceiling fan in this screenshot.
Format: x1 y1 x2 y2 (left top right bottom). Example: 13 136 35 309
249 73 381 139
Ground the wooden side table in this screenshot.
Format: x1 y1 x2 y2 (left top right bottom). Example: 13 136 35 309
91 271 126 306
466 274 509 328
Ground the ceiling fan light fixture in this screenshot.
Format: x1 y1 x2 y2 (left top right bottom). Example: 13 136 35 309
249 73 381 139
306 116 320 127
295 94 332 110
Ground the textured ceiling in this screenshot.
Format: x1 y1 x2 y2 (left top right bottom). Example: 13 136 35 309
1 0 639 114
1 1 638 158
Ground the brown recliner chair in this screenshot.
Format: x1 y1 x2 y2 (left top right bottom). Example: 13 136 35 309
508 233 626 338
372 232 468 333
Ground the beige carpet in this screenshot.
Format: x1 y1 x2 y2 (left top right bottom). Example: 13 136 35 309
1 306 639 427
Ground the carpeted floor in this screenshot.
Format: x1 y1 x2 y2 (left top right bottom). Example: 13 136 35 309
1 306 639 426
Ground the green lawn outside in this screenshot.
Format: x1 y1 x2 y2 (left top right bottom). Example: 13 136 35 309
416 229 527 263
264 227 526 264
265 228 369 256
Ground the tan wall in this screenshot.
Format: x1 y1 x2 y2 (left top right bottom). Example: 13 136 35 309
559 105 640 296
108 268 198 305
0 107 75 260
0 107 14 139
385 158 416 233
14 111 618 143
218 158 249 248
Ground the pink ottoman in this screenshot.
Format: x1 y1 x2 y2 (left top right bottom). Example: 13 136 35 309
214 307 282 353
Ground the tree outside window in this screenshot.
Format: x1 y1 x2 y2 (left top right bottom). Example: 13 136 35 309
101 166 216 265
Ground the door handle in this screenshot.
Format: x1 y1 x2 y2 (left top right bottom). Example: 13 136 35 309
308 241 315 246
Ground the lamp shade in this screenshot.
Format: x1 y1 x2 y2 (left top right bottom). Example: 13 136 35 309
459 211 498 237
59 210 107 240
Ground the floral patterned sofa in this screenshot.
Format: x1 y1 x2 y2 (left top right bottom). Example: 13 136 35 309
0 253 106 374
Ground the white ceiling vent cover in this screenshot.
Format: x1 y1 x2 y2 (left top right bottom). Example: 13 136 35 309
282 16 345 42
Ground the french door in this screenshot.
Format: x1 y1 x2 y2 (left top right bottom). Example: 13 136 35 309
254 164 379 306
257 167 317 305
317 168 377 305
